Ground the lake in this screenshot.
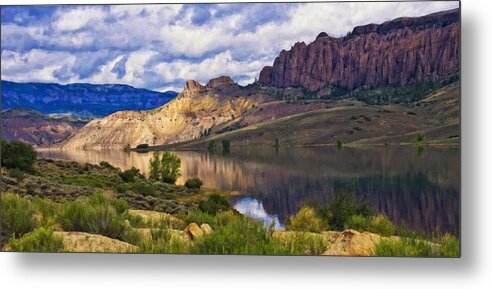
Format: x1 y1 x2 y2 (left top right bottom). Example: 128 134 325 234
39 146 460 235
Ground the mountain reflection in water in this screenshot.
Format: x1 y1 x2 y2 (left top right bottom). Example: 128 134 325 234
39 146 460 235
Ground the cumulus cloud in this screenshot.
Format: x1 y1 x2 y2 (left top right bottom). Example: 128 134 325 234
1 2 459 91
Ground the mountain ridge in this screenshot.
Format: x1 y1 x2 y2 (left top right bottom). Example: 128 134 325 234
258 8 459 92
1 80 177 118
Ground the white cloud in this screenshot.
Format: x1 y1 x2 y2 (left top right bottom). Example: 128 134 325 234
53 7 107 32
2 2 460 91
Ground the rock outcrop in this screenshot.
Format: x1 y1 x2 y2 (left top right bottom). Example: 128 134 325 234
322 229 383 256
62 76 268 150
259 8 459 91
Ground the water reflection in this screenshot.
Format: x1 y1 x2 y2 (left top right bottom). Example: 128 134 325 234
234 197 284 230
39 146 460 235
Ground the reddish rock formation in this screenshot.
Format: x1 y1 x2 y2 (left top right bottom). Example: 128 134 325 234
206 76 237 89
259 8 460 91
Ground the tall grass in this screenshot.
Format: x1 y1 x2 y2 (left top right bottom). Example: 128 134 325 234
58 193 129 239
9 227 65 252
1 193 38 239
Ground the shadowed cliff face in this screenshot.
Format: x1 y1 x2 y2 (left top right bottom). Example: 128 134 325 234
259 8 459 91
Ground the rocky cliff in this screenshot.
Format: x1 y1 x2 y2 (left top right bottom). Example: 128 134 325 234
258 8 459 92
62 76 269 150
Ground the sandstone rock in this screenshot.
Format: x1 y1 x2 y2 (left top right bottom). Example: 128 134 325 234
322 229 381 256
183 223 204 240
259 8 459 91
206 76 236 89
200 223 213 235
54 231 138 253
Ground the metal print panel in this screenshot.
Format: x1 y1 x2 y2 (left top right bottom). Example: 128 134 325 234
0 1 460 256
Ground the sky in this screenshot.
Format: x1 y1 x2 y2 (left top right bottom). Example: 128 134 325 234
1 1 459 92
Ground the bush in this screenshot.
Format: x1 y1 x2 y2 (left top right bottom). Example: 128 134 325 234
221 139 230 155
1 193 38 239
1 140 37 171
136 144 149 149
344 214 395 236
198 194 231 215
184 177 203 189
8 168 25 180
58 193 128 239
119 167 141 183
207 140 217 153
99 161 116 170
9 227 64 252
316 192 373 231
286 207 325 233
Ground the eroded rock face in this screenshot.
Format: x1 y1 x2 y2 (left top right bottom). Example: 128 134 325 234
259 8 459 91
322 229 382 256
62 78 268 150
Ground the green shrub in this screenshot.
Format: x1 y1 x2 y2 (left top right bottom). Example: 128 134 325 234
1 193 38 239
58 193 128 239
221 139 230 155
286 207 325 233
119 167 141 182
198 194 231 215
345 214 395 236
317 192 373 231
1 140 37 171
8 168 26 180
336 139 343 149
184 177 203 189
9 227 64 252
136 144 149 149
99 161 116 170
207 140 217 153
416 132 425 143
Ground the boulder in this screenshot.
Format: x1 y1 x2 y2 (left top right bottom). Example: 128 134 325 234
183 223 204 240
322 229 381 256
53 231 138 253
200 223 213 235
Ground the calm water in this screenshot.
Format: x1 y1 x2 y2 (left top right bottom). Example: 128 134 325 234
39 146 460 235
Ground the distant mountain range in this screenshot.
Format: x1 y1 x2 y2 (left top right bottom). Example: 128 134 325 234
1 81 177 118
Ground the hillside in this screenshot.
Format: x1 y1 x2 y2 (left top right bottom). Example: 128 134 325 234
162 82 459 149
1 81 177 118
61 77 271 150
1 108 88 147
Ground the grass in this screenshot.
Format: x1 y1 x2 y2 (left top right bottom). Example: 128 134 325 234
1 193 38 240
344 214 395 236
58 193 129 239
9 227 65 253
